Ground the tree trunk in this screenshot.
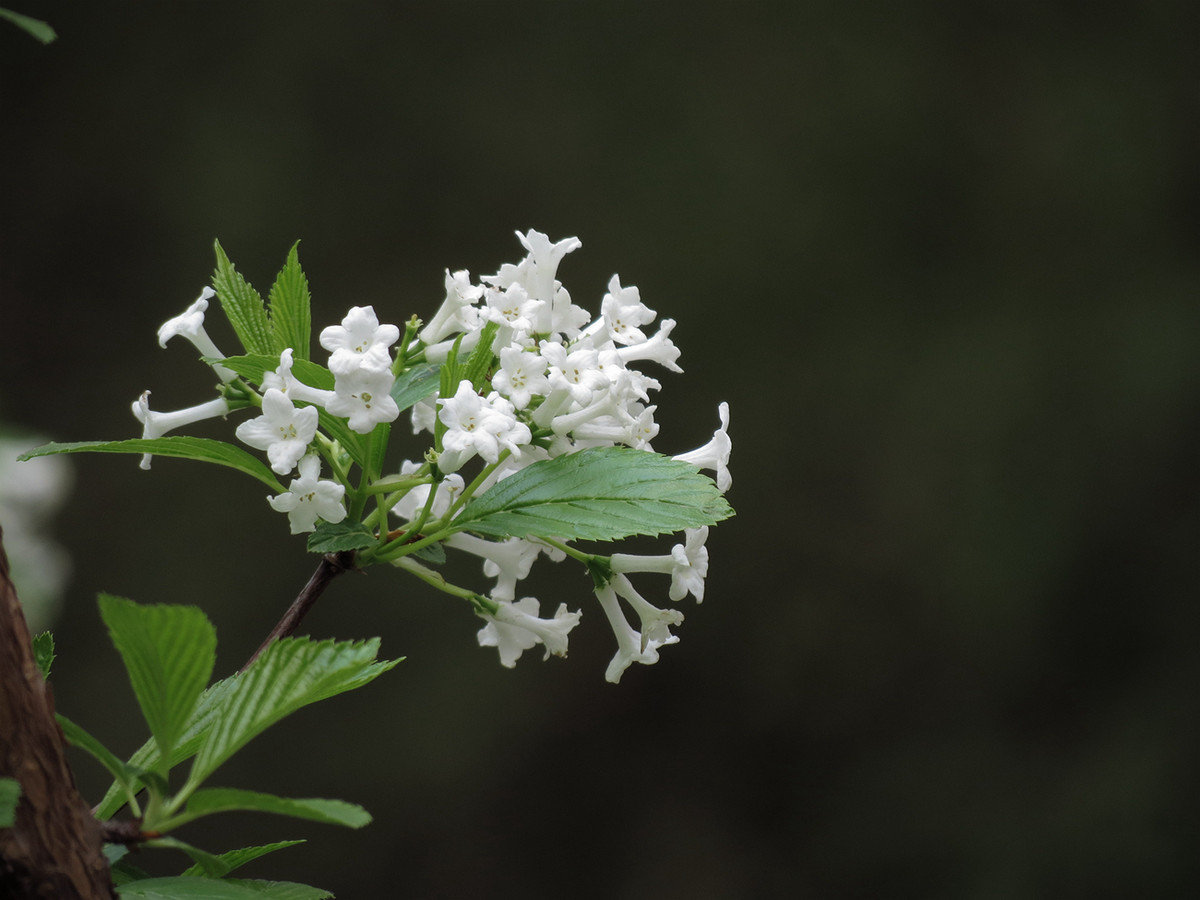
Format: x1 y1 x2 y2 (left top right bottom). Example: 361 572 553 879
0 526 114 898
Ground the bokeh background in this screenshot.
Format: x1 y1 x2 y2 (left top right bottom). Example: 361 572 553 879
3 2 1199 897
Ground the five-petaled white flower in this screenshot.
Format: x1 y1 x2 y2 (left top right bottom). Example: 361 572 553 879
673 402 732 492
319 305 400 375
156 287 237 382
234 388 319 475
476 597 582 668
490 347 549 410
267 454 347 534
437 380 531 473
325 366 401 434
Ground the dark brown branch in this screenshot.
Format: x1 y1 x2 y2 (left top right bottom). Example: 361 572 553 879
0 527 116 899
239 550 356 673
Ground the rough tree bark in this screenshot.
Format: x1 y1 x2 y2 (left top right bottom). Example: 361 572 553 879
0 526 114 898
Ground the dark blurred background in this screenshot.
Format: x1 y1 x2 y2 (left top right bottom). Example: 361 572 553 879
3 1 1199 897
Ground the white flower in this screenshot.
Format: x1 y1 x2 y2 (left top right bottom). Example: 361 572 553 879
540 340 609 405
476 597 582 668
610 526 710 603
613 317 683 373
319 306 400 375
262 349 335 408
266 453 347 534
391 461 464 521
594 581 677 684
437 380 532 473
132 392 231 470
673 402 731 492
234 388 319 475
325 366 400 434
482 282 543 337
612 574 684 651
600 275 655 345
420 269 484 344
485 230 589 338
447 533 541 602
491 347 549 410
156 287 237 382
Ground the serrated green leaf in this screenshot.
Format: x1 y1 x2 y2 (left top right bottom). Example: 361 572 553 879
306 521 375 553
0 8 56 44
99 596 217 766
213 241 274 355
268 242 312 361
185 637 399 791
411 541 446 565
32 631 54 679
0 777 20 827
217 355 333 391
463 321 499 392
117 878 331 900
180 841 305 878
390 363 440 413
454 447 734 541
150 836 231 877
183 789 371 829
18 438 286 493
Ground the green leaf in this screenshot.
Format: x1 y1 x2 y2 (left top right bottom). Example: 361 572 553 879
57 714 145 804
180 841 305 878
268 242 312 361
306 521 375 553
183 789 371 829
462 321 499 392
217 355 333 391
185 637 399 790
454 447 735 541
99 595 217 766
0 777 20 827
213 241 274 355
0 7 56 43
411 542 446 565
18 438 286 493
149 836 231 877
390 362 440 413
32 631 54 679
118 879 331 899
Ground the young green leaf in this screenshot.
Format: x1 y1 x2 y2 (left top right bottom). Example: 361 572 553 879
99 595 217 767
213 241 274 355
116 878 331 899
0 777 20 827
453 446 735 541
217 355 334 391
185 637 399 791
306 521 375 554
179 841 305 879
462 320 500 392
32 631 54 679
180 789 371 829
268 242 312 361
148 836 231 878
390 362 440 413
0 8 56 44
19 438 287 493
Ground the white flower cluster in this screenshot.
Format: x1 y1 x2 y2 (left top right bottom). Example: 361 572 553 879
396 230 732 682
137 230 731 682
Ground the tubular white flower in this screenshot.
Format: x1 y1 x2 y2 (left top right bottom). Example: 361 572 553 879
131 392 231 470
437 381 531 473
672 401 732 492
595 581 677 684
612 574 684 651
571 402 658 450
156 287 237 382
482 282 543 337
262 348 335 408
613 317 683 373
234 388 319 475
599 275 656 345
611 526 709 603
325 366 400 434
266 453 347 534
391 461 464 522
491 346 549 410
446 533 541 603
420 269 484 344
319 305 400 375
541 340 609 405
476 597 582 667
